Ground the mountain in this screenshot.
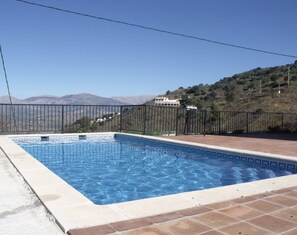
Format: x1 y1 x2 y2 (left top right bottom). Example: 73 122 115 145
111 95 156 105
23 95 60 104
0 93 156 105
23 93 128 105
165 60 297 113
0 96 24 104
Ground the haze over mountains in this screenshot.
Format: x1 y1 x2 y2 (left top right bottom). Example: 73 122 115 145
0 93 156 105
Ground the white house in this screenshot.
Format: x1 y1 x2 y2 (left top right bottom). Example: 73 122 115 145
153 96 180 107
186 105 197 110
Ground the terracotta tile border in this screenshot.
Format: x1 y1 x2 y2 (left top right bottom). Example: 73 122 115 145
245 199 285 213
110 218 152 231
67 224 115 235
200 231 225 235
265 195 297 207
282 227 297 235
68 186 297 235
218 204 264 220
145 212 184 223
219 221 272 235
248 215 297 233
120 226 171 235
177 206 212 216
205 201 237 210
271 208 297 224
157 218 211 234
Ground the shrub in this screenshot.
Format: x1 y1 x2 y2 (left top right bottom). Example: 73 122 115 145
225 90 235 102
255 108 264 114
270 74 277 81
232 129 245 134
267 125 282 133
236 80 245 85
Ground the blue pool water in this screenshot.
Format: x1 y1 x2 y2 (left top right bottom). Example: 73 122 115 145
15 134 297 205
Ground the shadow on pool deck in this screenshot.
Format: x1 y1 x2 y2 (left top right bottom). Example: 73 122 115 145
68 134 297 235
221 133 297 141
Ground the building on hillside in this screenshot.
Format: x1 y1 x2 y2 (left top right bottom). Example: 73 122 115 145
185 105 197 110
153 96 180 107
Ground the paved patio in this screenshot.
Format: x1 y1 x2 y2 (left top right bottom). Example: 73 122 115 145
68 134 297 235
164 134 297 157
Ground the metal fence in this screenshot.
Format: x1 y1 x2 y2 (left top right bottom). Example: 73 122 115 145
1 103 297 135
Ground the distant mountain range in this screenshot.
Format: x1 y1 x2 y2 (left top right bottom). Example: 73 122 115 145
0 93 156 105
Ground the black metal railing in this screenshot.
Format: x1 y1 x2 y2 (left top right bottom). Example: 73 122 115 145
0 103 297 135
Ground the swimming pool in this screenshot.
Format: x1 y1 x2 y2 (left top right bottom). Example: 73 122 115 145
13 133 297 205
2 132 297 231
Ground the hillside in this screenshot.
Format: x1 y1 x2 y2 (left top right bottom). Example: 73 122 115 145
165 60 297 113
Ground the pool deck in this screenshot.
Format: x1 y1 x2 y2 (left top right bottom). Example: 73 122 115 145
0 147 64 235
164 134 297 158
67 134 297 235
1 133 297 234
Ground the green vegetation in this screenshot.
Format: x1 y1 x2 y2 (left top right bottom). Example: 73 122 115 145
166 60 297 113
64 113 120 133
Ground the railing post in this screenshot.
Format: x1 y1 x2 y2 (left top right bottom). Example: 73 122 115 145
61 105 64 133
281 113 284 132
143 105 147 135
218 111 221 135
246 112 249 133
120 106 123 132
175 108 179 136
203 110 207 136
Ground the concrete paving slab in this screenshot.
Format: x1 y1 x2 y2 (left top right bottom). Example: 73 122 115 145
0 150 64 235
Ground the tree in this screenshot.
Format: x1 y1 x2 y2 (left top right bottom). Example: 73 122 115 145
270 74 278 82
223 84 235 103
209 91 217 100
192 99 203 109
225 90 235 102
210 102 221 112
186 85 200 95
210 102 221 122
180 95 193 108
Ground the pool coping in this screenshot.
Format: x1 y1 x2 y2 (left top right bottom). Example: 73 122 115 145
1 132 297 233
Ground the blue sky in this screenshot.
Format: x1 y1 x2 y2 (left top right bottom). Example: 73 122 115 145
1 0 297 99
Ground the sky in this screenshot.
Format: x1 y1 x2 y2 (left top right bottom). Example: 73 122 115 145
1 0 297 99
